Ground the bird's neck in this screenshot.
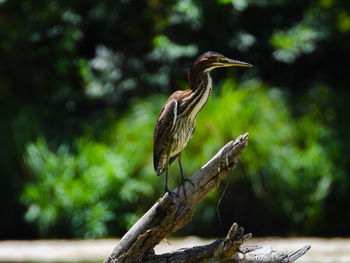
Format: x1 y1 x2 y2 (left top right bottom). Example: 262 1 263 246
188 70 211 91
180 70 212 120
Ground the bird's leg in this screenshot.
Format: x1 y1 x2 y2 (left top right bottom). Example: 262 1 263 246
163 163 176 197
163 164 170 196
177 152 195 198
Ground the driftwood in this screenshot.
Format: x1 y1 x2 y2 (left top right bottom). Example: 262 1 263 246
104 133 310 263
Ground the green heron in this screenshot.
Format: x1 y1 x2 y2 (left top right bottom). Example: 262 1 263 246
153 51 252 195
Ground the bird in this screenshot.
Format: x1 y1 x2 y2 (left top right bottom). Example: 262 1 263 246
153 51 252 196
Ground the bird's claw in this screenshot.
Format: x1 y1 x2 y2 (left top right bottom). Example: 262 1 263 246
177 177 195 199
162 189 177 198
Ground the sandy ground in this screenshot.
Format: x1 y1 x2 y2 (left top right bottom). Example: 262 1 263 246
0 237 349 262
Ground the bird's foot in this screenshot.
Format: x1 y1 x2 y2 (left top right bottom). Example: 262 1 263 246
162 187 176 198
177 177 195 199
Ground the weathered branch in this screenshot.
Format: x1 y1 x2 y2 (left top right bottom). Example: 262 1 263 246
144 223 310 263
104 133 310 263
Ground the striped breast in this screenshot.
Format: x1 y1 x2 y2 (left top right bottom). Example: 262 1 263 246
169 71 212 158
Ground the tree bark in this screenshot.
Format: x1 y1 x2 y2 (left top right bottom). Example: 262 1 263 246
104 133 310 263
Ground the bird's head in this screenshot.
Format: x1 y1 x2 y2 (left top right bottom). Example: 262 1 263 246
190 51 253 73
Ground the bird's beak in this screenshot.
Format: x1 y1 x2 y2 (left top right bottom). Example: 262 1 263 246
224 58 253 67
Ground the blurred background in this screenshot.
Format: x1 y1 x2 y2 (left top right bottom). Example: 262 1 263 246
0 0 349 242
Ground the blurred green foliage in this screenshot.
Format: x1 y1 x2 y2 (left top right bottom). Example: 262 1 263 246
22 98 161 237
1 0 349 238
20 80 339 237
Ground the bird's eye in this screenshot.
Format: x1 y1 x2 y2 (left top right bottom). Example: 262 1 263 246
217 57 226 62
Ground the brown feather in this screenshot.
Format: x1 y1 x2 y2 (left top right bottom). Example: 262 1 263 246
153 93 180 175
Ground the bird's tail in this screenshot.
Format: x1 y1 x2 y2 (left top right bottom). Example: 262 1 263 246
156 167 164 176
154 154 165 176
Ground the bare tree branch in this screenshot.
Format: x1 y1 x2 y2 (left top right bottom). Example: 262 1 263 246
104 133 310 263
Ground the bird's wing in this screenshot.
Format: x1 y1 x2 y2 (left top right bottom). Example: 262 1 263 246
153 99 178 175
